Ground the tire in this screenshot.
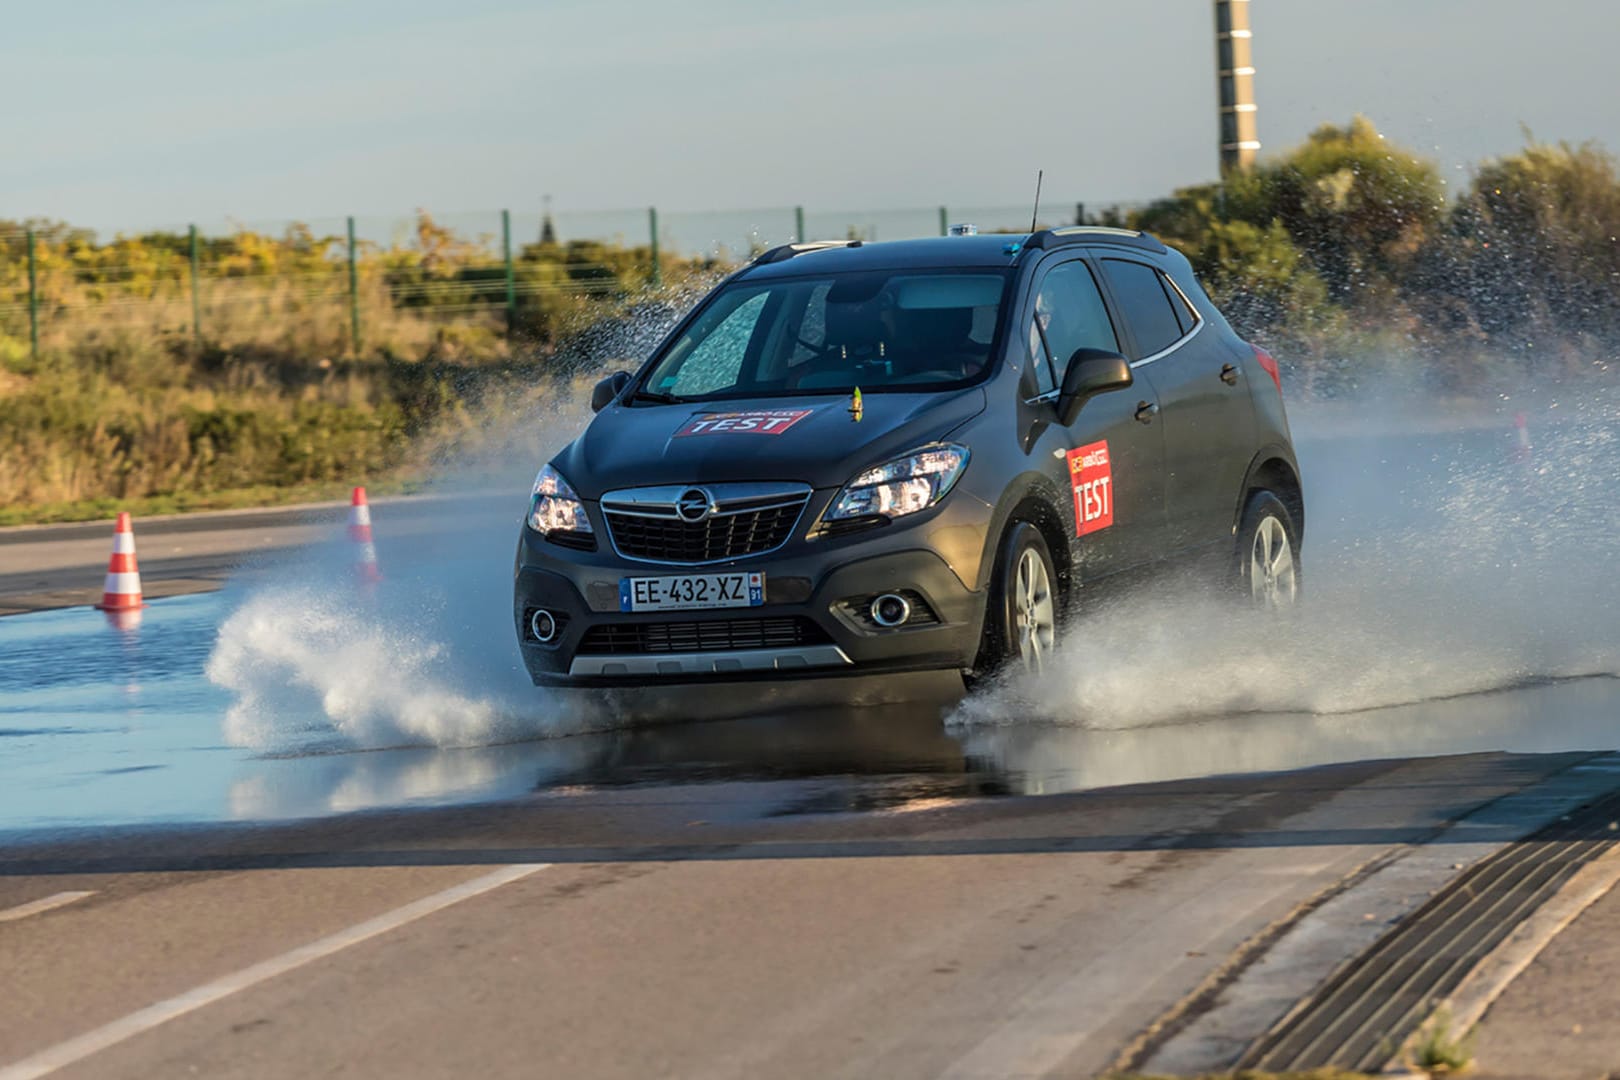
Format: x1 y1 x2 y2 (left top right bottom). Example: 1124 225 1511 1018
1234 490 1301 609
974 521 1060 677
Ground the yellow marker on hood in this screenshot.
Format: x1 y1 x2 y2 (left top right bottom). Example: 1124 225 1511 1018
849 386 863 422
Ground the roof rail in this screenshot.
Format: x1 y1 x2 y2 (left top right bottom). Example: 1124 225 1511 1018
752 240 862 265
1024 226 1167 254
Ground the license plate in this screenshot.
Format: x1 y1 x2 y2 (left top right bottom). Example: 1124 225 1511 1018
619 572 765 612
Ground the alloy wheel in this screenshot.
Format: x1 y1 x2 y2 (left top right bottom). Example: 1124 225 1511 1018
1249 515 1298 609
1013 548 1056 673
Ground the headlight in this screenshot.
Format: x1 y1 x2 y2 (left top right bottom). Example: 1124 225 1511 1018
826 443 970 522
528 464 592 534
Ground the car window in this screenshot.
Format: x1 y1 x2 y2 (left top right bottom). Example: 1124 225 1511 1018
1030 260 1120 392
780 281 834 368
1162 275 1199 335
1103 259 1184 358
646 270 1009 400
667 291 769 396
1027 318 1055 391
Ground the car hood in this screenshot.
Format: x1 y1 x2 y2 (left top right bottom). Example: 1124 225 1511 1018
553 389 987 498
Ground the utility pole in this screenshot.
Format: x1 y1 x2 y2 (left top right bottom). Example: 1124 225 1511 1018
1214 0 1259 174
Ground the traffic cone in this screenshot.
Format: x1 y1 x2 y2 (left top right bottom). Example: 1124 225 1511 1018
96 512 145 612
349 487 382 583
1513 411 1533 463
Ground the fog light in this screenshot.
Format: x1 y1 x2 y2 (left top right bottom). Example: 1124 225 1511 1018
529 608 559 644
870 593 911 628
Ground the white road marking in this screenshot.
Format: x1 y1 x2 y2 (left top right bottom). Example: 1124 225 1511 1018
0 892 95 923
0 864 549 1080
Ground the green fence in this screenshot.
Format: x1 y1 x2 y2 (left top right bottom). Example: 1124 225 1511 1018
0 200 1136 365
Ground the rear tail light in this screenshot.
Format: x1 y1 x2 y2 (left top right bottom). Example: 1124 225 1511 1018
1251 344 1282 396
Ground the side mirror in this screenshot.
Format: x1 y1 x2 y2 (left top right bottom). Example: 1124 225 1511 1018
591 371 632 412
1055 348 1132 426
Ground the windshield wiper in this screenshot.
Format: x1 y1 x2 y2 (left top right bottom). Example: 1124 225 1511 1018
630 389 685 405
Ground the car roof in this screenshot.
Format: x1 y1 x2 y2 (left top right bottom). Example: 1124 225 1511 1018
737 228 1168 281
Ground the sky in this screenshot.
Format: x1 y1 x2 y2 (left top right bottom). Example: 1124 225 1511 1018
4 0 1618 237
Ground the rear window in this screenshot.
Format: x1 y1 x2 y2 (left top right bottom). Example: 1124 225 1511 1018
1163 276 1199 335
643 269 1010 401
1103 259 1185 358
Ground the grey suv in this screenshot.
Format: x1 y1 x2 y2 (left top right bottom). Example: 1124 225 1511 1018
514 227 1303 686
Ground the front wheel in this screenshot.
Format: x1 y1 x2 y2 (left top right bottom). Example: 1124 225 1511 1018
1235 490 1301 609
977 522 1059 677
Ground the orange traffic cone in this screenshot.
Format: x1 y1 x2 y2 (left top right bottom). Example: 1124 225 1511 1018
349 487 382 583
96 512 145 611
1513 411 1533 463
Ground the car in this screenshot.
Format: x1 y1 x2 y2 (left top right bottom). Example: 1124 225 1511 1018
513 226 1303 687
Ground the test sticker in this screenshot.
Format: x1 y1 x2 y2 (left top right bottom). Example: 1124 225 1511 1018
1067 440 1114 535
673 409 814 437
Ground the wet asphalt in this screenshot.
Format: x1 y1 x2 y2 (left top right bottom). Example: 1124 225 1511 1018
2 402 1619 1077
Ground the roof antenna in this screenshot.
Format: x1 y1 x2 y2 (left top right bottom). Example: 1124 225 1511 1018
1029 170 1044 233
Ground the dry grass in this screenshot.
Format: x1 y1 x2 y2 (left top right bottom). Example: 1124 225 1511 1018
0 225 710 520
1406 1010 1475 1075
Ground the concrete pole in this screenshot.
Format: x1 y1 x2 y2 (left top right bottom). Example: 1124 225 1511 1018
1214 0 1259 173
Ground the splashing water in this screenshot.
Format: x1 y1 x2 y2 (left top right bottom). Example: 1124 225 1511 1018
208 301 1619 750
207 294 705 753
952 380 1620 729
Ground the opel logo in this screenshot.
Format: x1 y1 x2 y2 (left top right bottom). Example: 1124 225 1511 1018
676 488 713 523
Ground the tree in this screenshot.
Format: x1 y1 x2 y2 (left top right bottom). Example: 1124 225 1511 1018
1445 138 1620 347
1246 117 1447 304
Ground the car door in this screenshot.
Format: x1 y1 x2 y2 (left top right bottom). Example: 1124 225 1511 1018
1099 256 1256 553
1022 254 1167 580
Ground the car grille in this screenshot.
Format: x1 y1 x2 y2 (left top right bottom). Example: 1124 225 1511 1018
544 529 596 552
577 616 831 656
602 482 810 563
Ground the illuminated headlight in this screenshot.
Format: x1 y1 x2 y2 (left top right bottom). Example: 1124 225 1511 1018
826 444 970 522
527 464 592 534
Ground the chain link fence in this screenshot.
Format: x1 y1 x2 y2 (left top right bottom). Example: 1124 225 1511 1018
0 200 1140 365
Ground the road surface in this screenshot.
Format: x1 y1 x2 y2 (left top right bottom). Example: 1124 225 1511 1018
4 410 1619 1077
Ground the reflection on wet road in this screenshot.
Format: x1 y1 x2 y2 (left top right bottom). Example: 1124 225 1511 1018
4 591 1619 837
3 408 1619 837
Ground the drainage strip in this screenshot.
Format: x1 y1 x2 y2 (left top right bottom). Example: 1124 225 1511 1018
1238 785 1620 1072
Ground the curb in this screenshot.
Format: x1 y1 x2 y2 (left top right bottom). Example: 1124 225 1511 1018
1394 839 1620 1068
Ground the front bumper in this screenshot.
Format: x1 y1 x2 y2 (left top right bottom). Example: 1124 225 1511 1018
513 525 986 687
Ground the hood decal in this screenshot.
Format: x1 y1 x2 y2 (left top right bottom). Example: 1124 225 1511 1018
848 387 863 423
560 388 987 497
672 408 815 438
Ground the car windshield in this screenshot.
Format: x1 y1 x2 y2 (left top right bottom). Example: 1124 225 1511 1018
641 269 1010 400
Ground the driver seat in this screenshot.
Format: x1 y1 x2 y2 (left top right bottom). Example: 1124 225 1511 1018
791 297 887 389
891 306 983 380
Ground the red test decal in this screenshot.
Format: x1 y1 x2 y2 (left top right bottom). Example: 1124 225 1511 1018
673 409 814 437
1067 440 1114 536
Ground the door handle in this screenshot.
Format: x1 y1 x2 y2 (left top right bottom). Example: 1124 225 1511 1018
1220 363 1241 386
1134 401 1159 424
